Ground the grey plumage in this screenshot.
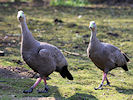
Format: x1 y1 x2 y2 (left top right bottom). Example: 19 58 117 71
17 11 73 93
87 21 129 90
22 42 69 77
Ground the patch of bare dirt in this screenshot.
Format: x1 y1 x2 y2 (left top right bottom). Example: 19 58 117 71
0 66 39 79
107 32 119 37
14 97 58 100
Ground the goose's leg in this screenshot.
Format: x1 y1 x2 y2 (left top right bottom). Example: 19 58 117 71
23 77 42 93
44 77 49 91
104 77 110 86
37 77 48 93
94 72 107 90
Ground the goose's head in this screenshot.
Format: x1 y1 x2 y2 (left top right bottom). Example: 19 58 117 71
17 10 26 22
89 21 97 31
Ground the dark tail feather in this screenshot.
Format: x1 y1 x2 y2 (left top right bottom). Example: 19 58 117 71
122 64 128 71
60 66 73 80
123 53 130 62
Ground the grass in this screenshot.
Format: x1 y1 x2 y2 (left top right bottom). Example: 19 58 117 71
50 0 90 6
0 4 133 100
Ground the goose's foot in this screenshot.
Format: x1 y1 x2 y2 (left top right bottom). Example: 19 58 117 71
94 84 103 90
104 81 111 86
23 87 33 93
37 89 48 93
37 85 49 93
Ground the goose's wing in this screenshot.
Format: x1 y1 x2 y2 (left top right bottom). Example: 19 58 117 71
102 43 127 66
39 49 51 58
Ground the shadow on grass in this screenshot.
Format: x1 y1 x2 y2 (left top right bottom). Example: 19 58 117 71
115 86 133 95
22 82 98 100
109 85 133 95
0 67 98 99
21 86 98 100
23 85 65 99
31 82 98 99
68 93 98 100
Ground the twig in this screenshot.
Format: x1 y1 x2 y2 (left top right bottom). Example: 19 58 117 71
61 50 87 57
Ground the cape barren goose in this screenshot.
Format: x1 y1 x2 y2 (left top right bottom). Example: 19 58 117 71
87 21 129 90
17 11 73 93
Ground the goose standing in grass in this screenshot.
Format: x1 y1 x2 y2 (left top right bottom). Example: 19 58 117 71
17 10 73 93
87 21 129 90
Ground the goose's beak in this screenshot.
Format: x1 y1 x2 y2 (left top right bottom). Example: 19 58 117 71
18 16 22 20
89 23 96 31
17 14 22 20
89 25 94 31
89 23 94 29
89 26 93 29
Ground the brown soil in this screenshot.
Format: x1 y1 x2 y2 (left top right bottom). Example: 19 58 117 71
14 97 58 100
0 66 59 100
0 66 39 79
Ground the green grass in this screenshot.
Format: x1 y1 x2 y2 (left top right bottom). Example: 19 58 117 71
50 0 90 7
0 4 133 100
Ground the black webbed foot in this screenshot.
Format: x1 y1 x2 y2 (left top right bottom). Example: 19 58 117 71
37 85 49 93
94 84 103 90
23 87 33 93
104 81 111 86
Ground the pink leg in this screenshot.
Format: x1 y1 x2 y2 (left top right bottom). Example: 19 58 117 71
23 77 42 93
106 77 108 81
105 76 110 86
43 77 47 85
94 72 107 90
32 77 42 88
43 77 49 91
37 77 49 93
101 72 107 84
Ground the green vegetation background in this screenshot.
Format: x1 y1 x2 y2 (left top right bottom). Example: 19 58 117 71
0 1 133 100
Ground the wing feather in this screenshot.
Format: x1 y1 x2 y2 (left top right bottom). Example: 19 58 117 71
39 49 51 58
102 43 127 66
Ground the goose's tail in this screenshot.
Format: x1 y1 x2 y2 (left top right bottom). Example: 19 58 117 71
121 53 129 71
122 64 128 71
123 53 130 62
60 65 73 80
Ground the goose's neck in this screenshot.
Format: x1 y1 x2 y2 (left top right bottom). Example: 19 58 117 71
20 20 37 50
90 30 99 43
20 20 34 40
